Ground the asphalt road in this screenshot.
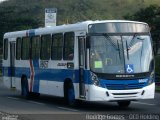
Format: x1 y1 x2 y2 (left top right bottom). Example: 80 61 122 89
0 79 160 120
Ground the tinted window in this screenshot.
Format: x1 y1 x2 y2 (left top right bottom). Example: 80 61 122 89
51 33 63 60
64 32 74 60
31 36 40 59
16 38 21 60
3 39 8 60
40 35 51 60
21 37 30 60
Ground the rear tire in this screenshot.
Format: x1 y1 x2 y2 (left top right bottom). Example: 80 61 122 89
21 76 29 99
117 101 131 108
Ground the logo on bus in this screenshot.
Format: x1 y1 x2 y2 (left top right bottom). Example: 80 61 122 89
116 74 135 78
126 64 134 73
139 79 148 83
40 60 49 69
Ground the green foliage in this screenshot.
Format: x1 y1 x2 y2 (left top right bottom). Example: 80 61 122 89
155 55 160 75
124 5 160 75
124 5 160 24
124 5 160 55
156 86 160 91
0 0 160 47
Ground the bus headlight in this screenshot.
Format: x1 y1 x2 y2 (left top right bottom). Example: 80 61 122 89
148 72 154 85
91 72 99 86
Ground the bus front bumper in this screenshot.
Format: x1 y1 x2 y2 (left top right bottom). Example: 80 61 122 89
87 83 155 101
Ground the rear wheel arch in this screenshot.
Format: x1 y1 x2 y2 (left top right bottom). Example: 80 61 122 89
64 79 73 96
63 78 76 106
21 74 29 98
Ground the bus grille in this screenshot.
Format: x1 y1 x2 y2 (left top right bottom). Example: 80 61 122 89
105 83 145 90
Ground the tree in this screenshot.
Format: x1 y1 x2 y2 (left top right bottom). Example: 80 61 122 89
124 5 160 55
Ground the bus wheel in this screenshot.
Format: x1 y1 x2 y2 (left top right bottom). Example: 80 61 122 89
21 76 29 99
66 83 76 106
117 101 131 108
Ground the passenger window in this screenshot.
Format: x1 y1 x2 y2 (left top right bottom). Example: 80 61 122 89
40 35 51 60
64 32 74 60
21 37 30 60
31 36 40 59
51 33 63 60
3 39 8 60
16 38 21 60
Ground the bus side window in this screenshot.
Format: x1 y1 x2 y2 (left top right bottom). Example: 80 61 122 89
31 36 40 59
40 34 51 60
63 32 74 60
16 38 21 60
21 37 30 60
3 38 8 60
51 33 63 60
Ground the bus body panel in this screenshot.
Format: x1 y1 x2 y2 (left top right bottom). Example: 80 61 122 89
2 20 155 103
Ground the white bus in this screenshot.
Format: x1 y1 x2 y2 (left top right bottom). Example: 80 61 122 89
2 20 155 107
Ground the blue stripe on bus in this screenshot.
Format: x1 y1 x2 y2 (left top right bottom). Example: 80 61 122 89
99 79 149 90
3 67 89 83
2 66 91 92
3 66 149 91
32 60 39 92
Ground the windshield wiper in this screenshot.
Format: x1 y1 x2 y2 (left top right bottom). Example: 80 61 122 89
128 33 137 49
103 33 122 60
126 33 145 60
126 40 129 60
117 40 121 60
103 33 117 49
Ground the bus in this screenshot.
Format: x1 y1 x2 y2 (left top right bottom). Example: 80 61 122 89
2 20 155 107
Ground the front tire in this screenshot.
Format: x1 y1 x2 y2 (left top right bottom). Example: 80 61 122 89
65 83 76 106
117 101 131 108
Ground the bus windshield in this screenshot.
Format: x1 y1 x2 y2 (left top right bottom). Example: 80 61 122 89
89 33 153 74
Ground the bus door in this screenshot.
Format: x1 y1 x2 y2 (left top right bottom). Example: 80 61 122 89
10 42 16 88
78 36 86 98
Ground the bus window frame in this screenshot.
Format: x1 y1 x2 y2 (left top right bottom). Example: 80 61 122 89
21 37 30 60
31 35 41 60
16 37 22 60
3 38 8 60
40 34 52 60
51 33 63 60
63 32 75 60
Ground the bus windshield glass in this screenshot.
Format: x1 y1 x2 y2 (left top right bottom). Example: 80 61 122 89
89 22 153 74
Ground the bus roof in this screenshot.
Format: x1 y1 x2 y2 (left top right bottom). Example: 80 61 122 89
4 20 148 39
